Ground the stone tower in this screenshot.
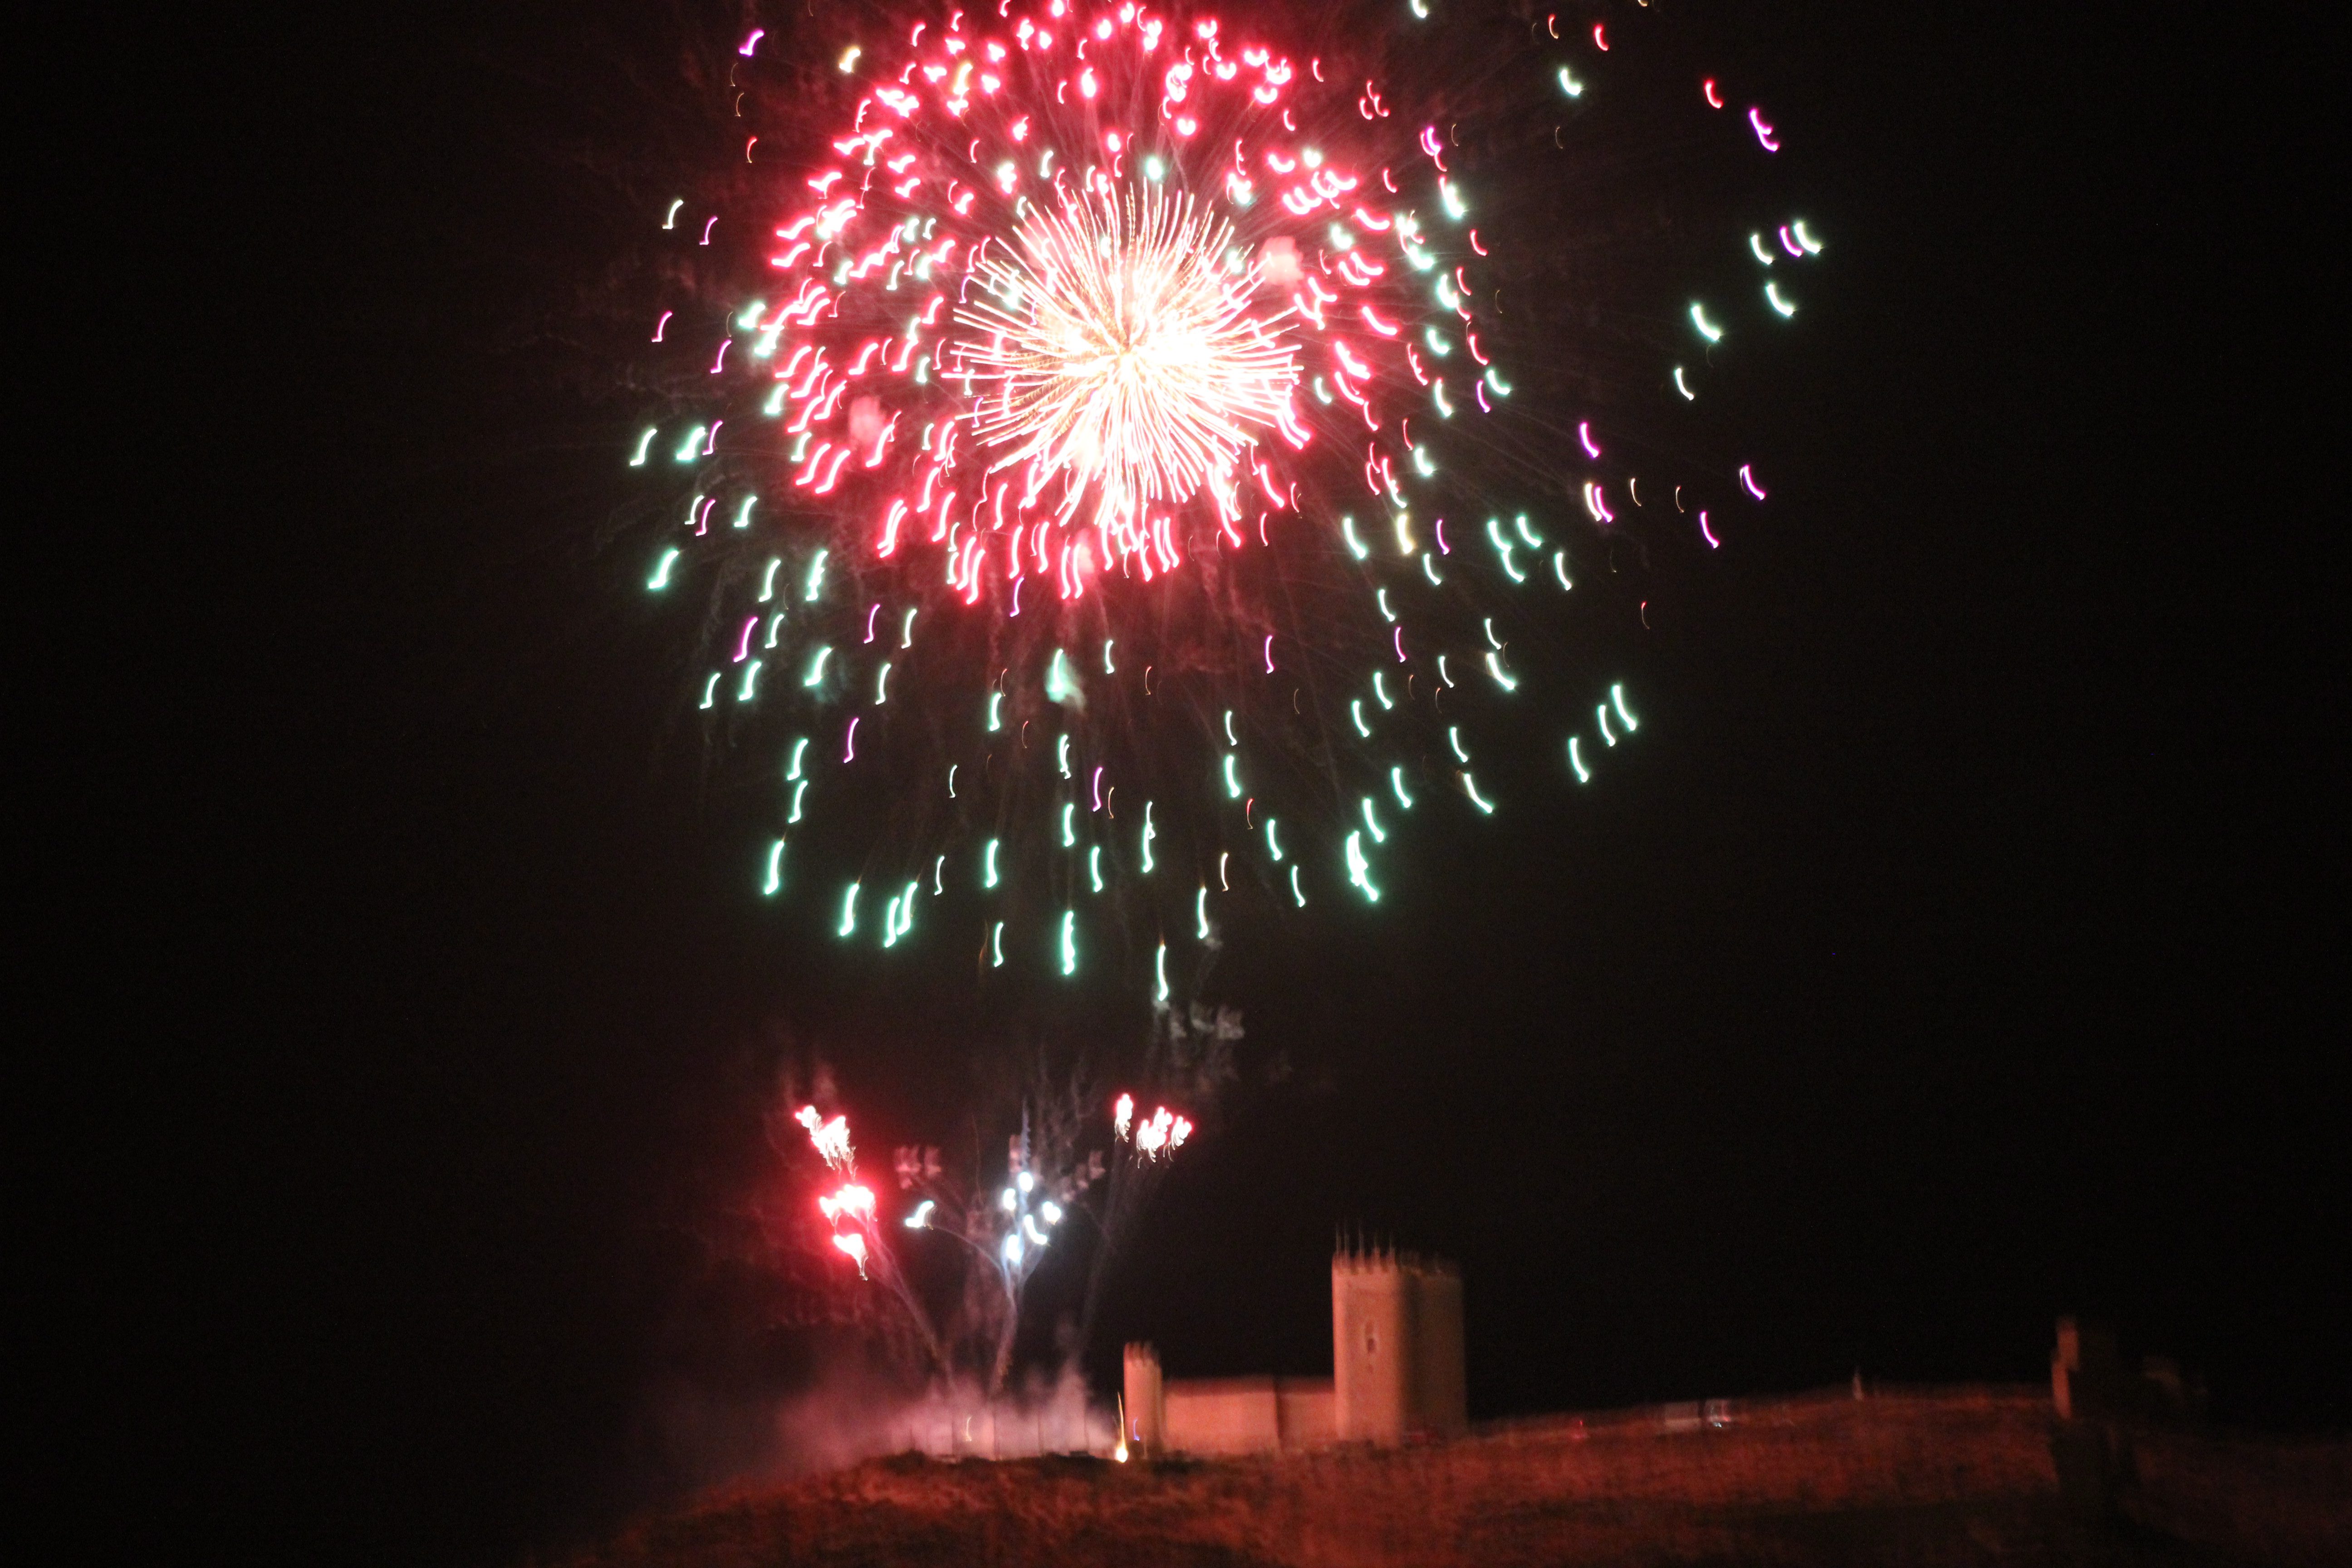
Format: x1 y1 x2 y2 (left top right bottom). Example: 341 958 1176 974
1332 1246 1466 1443
1121 1342 1165 1456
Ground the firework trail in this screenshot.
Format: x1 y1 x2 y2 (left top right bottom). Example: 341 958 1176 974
629 2 1821 1004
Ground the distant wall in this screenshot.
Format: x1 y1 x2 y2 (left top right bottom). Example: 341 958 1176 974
1278 1382 1335 1449
1162 1376 1336 1456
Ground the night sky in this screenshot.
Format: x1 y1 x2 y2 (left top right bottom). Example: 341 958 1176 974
84 3 2339 1565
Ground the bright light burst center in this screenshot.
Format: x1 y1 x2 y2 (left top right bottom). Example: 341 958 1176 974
955 187 1301 544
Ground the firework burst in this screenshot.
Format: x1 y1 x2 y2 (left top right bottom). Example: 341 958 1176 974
958 185 1303 548
628 2 1820 1003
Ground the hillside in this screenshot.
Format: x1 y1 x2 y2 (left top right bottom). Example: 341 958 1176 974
556 1390 2347 1567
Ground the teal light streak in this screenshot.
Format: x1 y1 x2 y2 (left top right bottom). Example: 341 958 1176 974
785 737 808 780
1345 831 1381 902
758 558 782 602
803 549 829 602
1513 514 1544 547
1612 683 1640 731
761 839 784 895
648 548 680 590
733 495 758 529
1155 942 1170 1002
1552 551 1573 590
699 673 720 709
837 882 860 937
1462 773 1496 813
788 780 808 823
1390 766 1415 809
1195 886 1210 939
628 427 656 466
1058 732 1072 778
1289 865 1307 906
1373 672 1394 710
1433 380 1454 417
1448 725 1469 763
1059 910 1077 976
1061 802 1076 847
1422 554 1445 586
1102 638 1117 674
986 691 1004 732
1266 818 1284 861
674 426 705 462
900 608 917 647
1088 845 1104 892
738 659 763 701
1341 514 1370 560
1350 700 1372 739
991 921 1005 968
1223 709 1238 745
1568 736 1591 783
1140 802 1156 873
1376 588 1396 623
1485 651 1518 692
874 662 892 703
1360 797 1387 844
1485 368 1512 397
802 646 832 687
1222 754 1242 799
1598 704 1617 746
984 838 1001 889
1689 303 1724 343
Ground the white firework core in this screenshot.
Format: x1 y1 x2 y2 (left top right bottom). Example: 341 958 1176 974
954 186 1300 542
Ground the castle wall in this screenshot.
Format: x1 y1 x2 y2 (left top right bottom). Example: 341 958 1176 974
1277 1380 1336 1448
1159 1376 1335 1455
1165 1377 1282 1455
1413 1266 1468 1437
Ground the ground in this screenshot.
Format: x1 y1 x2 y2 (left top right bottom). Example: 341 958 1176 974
552 1391 2347 1567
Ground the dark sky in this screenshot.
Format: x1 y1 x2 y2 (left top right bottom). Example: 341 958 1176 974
81 2 2339 1565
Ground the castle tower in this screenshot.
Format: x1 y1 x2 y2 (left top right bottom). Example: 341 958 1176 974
1333 1248 1413 1442
1122 1342 1165 1457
